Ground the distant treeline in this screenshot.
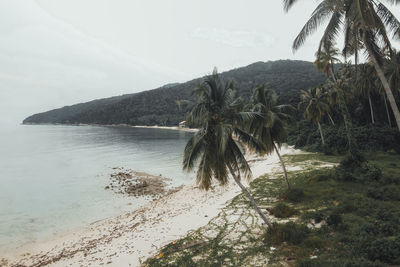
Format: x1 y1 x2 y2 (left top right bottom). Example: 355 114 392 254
23 60 326 126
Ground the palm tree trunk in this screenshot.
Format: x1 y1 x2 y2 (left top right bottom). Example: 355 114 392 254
368 92 375 124
317 122 325 145
330 61 357 154
329 65 337 83
330 64 358 154
336 87 358 154
227 165 273 228
363 37 400 131
355 49 359 79
273 143 290 190
327 113 335 125
383 94 392 127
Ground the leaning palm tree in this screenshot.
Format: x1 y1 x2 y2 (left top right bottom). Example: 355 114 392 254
183 69 273 227
299 87 330 145
249 85 294 189
283 0 400 132
385 50 400 100
380 50 400 126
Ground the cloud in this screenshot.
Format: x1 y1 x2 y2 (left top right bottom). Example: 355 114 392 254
191 28 275 48
0 0 181 124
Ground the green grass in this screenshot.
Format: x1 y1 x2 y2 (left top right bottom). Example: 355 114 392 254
282 153 342 165
144 152 400 267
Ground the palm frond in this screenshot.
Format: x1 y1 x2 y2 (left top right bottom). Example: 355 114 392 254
234 127 266 154
376 2 400 40
318 10 344 54
283 0 300 12
228 139 252 181
196 151 213 190
183 130 207 171
293 1 335 51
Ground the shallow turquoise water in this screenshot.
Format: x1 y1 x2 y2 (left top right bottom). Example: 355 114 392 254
0 125 194 251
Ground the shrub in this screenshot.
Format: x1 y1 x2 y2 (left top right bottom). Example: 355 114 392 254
311 210 325 223
264 222 310 245
367 185 400 201
360 162 382 181
326 213 342 227
296 258 385 267
303 235 327 248
271 203 297 218
296 259 327 267
284 188 306 202
335 154 382 182
362 236 400 264
379 222 397 236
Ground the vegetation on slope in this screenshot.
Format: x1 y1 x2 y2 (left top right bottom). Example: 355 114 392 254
22 60 326 126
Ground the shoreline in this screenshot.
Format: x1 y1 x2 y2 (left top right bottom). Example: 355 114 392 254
2 146 300 267
21 123 200 133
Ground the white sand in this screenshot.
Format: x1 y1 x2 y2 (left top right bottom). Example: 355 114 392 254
131 125 199 132
2 146 301 267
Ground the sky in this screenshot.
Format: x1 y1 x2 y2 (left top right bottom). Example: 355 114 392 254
0 0 399 125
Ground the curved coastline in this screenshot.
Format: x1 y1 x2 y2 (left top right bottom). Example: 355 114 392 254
1 146 300 267
22 122 199 133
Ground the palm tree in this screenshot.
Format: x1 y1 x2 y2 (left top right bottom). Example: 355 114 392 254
249 85 294 189
284 0 400 132
183 69 273 227
356 64 377 124
314 41 341 81
325 86 338 125
299 87 330 145
314 41 341 126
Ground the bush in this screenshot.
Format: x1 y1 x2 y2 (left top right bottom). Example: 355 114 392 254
311 210 325 223
367 185 400 201
326 213 342 227
296 259 327 267
303 235 327 248
362 236 400 264
335 154 382 182
284 188 306 202
297 258 386 267
379 222 398 236
360 162 382 181
264 222 310 245
271 203 297 218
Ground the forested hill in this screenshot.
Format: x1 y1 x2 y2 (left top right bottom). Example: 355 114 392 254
23 60 326 126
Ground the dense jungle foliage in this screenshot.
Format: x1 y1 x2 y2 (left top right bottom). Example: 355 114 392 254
289 61 400 154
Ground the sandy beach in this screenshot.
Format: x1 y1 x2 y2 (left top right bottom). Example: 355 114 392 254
131 125 199 133
1 146 300 267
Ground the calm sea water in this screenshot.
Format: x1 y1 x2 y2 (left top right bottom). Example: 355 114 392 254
0 125 194 251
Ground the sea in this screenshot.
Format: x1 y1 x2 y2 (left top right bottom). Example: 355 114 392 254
0 124 194 252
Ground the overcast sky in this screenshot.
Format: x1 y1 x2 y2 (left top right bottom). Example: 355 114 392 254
1 0 399 125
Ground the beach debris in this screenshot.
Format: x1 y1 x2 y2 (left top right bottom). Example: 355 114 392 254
107 168 178 199
156 253 164 259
